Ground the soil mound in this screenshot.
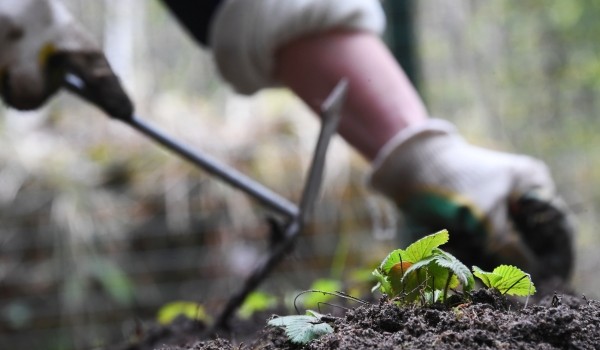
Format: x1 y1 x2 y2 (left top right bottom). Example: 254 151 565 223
118 290 600 350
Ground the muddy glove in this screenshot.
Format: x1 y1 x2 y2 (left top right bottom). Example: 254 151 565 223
369 119 574 285
0 0 132 119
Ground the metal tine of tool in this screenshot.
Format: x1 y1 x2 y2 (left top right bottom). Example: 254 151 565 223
298 78 347 225
210 79 348 331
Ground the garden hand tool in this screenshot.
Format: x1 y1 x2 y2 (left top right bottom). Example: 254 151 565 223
63 70 347 328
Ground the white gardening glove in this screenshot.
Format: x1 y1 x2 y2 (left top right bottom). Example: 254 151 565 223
209 0 385 94
0 0 132 118
369 119 574 285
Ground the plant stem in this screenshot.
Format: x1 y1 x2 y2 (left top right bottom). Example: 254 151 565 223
443 272 454 303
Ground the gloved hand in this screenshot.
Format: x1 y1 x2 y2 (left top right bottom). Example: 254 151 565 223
209 0 384 94
0 0 132 119
369 119 574 285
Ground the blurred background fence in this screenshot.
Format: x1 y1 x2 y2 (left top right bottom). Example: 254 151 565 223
1 1 600 349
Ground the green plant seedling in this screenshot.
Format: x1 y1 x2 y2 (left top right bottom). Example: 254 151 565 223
372 229 474 304
472 265 536 297
156 301 210 325
267 310 334 345
238 291 278 320
372 229 448 295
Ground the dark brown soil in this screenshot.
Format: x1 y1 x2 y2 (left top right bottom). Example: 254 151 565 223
115 290 600 350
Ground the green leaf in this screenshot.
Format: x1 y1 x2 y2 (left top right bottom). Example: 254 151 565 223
372 230 478 303
433 249 475 291
373 230 453 301
472 265 536 296
398 256 435 296
379 248 408 273
268 311 333 344
404 229 449 262
472 266 493 287
371 268 392 295
401 250 469 292
492 265 536 296
238 291 277 319
423 289 443 304
401 255 437 282
427 260 460 291
394 256 447 302
157 301 210 325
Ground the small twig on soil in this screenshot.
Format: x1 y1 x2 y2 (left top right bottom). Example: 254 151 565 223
582 294 590 306
316 302 351 313
293 290 370 314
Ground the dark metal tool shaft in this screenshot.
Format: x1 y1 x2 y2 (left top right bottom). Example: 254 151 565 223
127 116 299 218
63 74 298 219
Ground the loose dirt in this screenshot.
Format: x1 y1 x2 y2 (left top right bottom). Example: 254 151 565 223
114 289 600 350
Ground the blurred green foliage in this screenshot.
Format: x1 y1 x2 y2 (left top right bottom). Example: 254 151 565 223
156 301 209 325
238 291 278 320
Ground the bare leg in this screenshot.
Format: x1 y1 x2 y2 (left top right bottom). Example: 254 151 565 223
275 30 428 161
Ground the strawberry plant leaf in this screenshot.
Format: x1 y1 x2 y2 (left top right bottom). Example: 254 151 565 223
492 265 536 296
372 230 459 302
402 249 473 292
394 258 430 299
404 229 449 262
371 269 389 294
423 289 443 303
379 230 449 274
401 256 436 283
472 265 492 287
433 249 475 291
389 262 414 293
427 259 460 290
472 265 536 296
379 249 408 273
398 255 457 301
371 230 532 304
268 311 333 344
